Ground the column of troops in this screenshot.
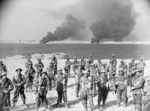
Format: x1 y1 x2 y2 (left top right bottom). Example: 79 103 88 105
0 54 150 111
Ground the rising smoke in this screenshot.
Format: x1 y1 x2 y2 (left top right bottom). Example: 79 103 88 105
40 0 149 43
40 14 85 44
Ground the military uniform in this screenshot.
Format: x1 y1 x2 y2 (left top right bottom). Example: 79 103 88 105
85 60 91 73
12 68 26 107
75 66 83 97
90 64 99 96
25 60 33 70
116 69 127 106
143 76 150 111
52 56 58 75
0 61 7 75
46 62 55 90
55 69 63 105
36 72 49 111
97 69 108 107
34 59 44 93
80 71 93 111
132 70 145 111
0 73 13 110
25 66 35 92
72 57 79 74
80 57 86 70
64 58 71 76
62 71 69 107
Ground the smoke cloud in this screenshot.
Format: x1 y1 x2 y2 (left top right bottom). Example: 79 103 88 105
40 14 86 44
40 0 136 43
90 0 135 43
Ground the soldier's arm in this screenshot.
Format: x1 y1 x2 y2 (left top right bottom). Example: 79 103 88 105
41 62 44 68
20 75 26 86
8 79 14 92
12 77 18 87
133 78 145 89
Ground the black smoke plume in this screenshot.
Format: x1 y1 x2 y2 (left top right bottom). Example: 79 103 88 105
40 14 85 44
90 0 135 43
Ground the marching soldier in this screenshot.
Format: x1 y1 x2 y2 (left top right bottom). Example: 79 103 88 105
97 69 109 107
0 61 7 75
12 68 26 107
46 60 55 90
75 64 83 97
116 68 128 107
131 69 145 111
25 62 35 92
55 68 63 106
64 57 71 76
0 72 13 110
36 72 49 111
90 64 99 96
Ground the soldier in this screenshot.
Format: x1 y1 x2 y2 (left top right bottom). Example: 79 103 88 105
97 69 108 107
25 56 33 70
64 57 71 76
62 68 69 108
52 55 58 75
80 56 86 70
34 58 44 93
138 57 146 76
55 68 63 106
143 76 150 111
25 62 35 92
90 64 99 96
116 68 128 107
0 61 7 75
12 68 26 107
72 57 79 75
131 69 145 111
75 64 83 97
88 54 94 65
110 54 117 67
36 72 49 111
80 70 93 111
96 59 102 74
46 60 55 90
0 72 13 110
85 59 91 73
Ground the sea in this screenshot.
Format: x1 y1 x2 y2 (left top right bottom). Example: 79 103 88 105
0 43 150 60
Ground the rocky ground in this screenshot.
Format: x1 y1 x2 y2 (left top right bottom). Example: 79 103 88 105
1 55 150 111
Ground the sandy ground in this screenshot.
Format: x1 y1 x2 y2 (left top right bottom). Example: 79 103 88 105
1 58 150 111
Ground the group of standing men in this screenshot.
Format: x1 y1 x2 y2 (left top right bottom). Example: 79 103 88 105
0 54 150 111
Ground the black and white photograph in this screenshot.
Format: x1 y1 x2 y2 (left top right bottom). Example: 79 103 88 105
0 0 150 111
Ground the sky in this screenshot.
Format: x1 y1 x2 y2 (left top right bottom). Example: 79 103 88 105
0 0 150 41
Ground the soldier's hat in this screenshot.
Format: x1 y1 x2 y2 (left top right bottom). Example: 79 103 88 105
74 57 77 59
16 68 22 72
